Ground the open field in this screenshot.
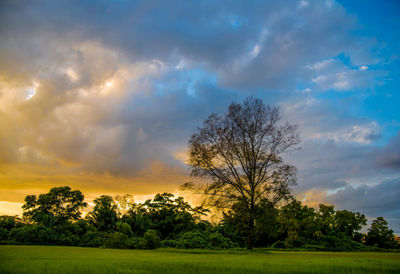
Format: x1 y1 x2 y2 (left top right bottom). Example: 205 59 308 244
0 246 400 273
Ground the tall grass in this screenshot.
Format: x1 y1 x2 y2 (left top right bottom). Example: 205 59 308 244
1 245 399 273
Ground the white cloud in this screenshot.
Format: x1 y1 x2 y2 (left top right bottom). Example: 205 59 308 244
307 58 375 91
307 59 334 71
309 121 380 144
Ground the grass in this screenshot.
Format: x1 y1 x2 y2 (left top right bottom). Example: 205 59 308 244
0 245 400 273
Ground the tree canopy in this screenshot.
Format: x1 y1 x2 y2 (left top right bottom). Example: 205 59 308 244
186 97 300 249
22 186 87 226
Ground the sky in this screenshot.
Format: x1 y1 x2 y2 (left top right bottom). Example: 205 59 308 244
0 0 399 232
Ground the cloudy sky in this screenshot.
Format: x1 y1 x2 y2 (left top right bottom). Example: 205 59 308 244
0 0 399 232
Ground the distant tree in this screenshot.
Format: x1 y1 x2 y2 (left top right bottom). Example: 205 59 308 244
0 215 22 230
123 193 208 239
116 221 133 236
186 97 300 249
144 229 160 249
22 186 87 226
334 210 366 240
366 217 397 248
220 200 279 247
0 215 23 241
317 204 336 236
86 195 118 232
278 200 317 247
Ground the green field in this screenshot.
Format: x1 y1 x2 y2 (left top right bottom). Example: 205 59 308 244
0 246 399 273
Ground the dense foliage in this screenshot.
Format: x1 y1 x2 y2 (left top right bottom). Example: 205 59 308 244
0 186 398 250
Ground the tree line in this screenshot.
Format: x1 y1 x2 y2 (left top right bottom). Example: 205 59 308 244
0 186 398 251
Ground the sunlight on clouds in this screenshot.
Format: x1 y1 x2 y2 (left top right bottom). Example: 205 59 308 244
173 148 189 165
0 39 173 191
0 160 189 206
65 67 79 82
297 189 329 208
26 80 39 100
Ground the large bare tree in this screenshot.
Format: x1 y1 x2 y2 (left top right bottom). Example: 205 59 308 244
186 97 300 249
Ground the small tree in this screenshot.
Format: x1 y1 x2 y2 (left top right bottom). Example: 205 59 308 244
366 217 397 248
86 195 118 232
22 186 87 226
186 97 299 249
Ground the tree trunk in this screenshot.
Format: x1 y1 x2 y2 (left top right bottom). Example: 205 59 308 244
247 215 255 249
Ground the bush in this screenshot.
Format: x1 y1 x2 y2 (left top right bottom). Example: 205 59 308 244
302 244 325 250
144 229 160 249
126 237 139 249
104 232 129 249
57 233 79 246
137 238 148 249
0 240 20 245
0 228 9 240
209 232 234 248
175 231 210 248
10 225 57 245
125 237 147 249
163 230 233 249
316 236 367 251
116 222 132 236
80 231 106 247
271 240 285 249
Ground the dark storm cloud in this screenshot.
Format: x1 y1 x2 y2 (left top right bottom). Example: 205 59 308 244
287 139 375 191
375 132 400 170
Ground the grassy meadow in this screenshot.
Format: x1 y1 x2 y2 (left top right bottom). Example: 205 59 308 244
0 246 400 273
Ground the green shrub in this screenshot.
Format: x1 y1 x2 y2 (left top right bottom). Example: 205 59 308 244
144 229 160 249
116 222 132 236
175 231 210 248
0 240 20 245
0 227 9 240
10 225 57 245
318 236 363 251
160 239 175 248
271 240 285 249
57 233 79 246
80 231 106 247
104 232 129 249
302 244 325 250
163 230 233 249
209 232 234 248
126 237 139 249
137 238 148 249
